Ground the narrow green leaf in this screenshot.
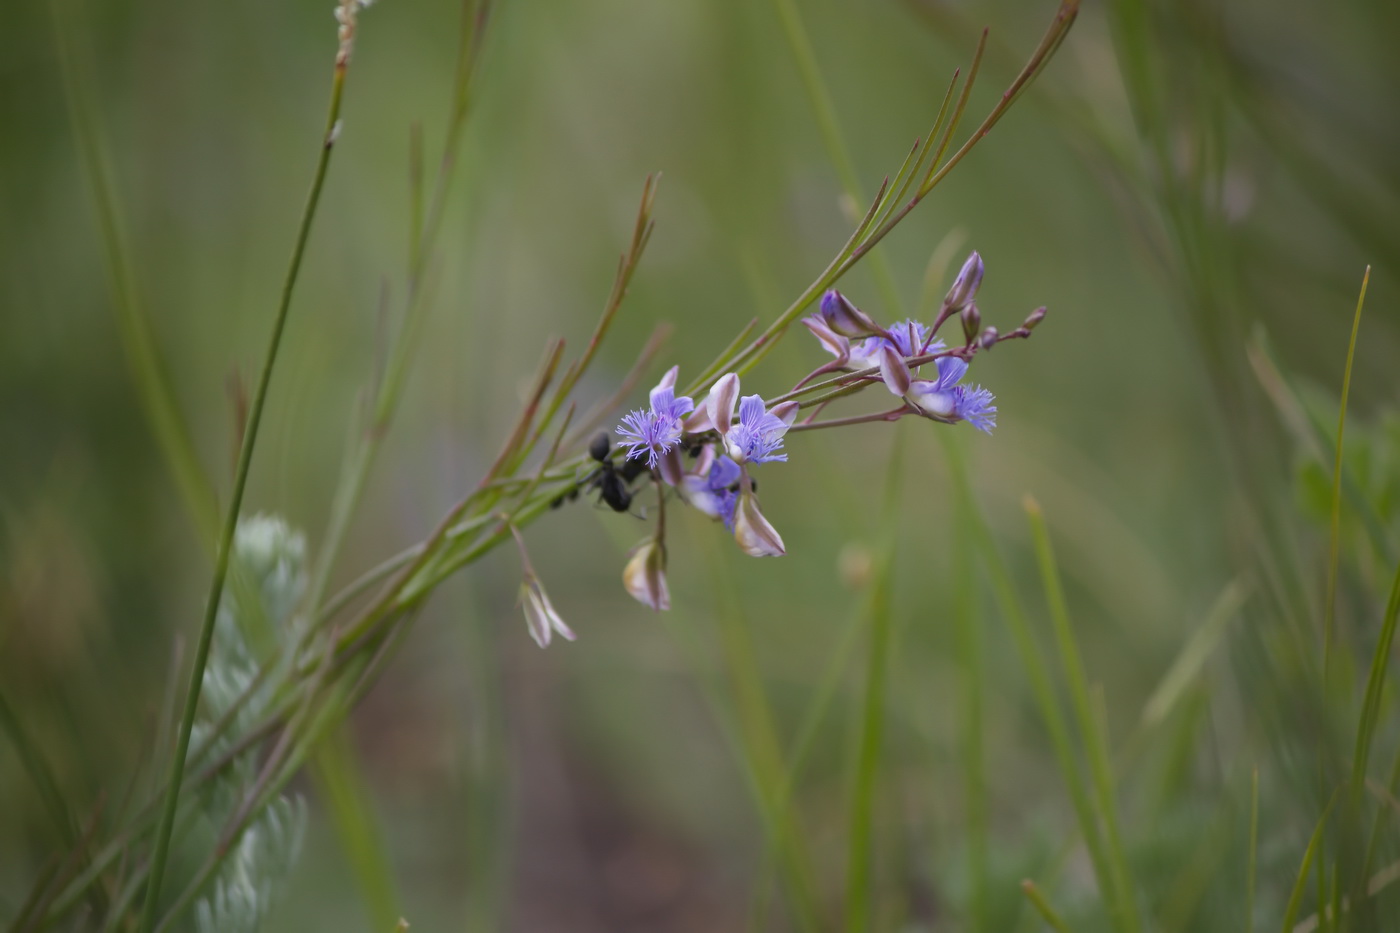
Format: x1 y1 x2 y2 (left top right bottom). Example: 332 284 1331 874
1026 497 1141 933
1281 794 1338 933
1324 266 1370 674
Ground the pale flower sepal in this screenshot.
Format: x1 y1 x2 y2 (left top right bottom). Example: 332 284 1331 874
520 576 576 648
733 488 785 557
622 539 671 611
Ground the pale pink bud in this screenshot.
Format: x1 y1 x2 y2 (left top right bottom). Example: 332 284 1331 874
622 539 670 611
877 345 911 396
707 373 740 436
1022 306 1047 331
520 577 576 648
733 489 785 557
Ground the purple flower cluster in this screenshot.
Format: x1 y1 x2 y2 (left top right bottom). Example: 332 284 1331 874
544 248 1041 633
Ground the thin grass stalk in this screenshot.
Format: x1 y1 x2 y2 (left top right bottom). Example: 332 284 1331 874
703 538 824 933
1249 767 1260 932
136 49 351 932
1323 266 1370 675
1025 498 1141 933
48 0 220 546
941 440 1117 928
842 427 904 933
769 0 903 312
1021 880 1074 933
950 439 989 930
1281 794 1339 933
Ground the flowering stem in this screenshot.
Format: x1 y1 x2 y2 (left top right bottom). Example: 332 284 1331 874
138 55 349 933
787 407 907 433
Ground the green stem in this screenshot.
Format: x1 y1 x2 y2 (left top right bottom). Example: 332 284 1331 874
137 62 349 933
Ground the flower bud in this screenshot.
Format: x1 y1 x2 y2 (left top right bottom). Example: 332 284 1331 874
657 447 685 487
802 315 850 363
943 251 983 313
520 576 576 648
960 302 981 344
733 489 785 557
707 373 740 436
770 400 800 428
622 539 670 611
819 290 884 338
1022 306 1047 331
877 345 911 396
978 326 999 351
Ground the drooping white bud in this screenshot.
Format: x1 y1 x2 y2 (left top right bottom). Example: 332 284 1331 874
622 539 670 611
520 577 576 648
733 489 785 557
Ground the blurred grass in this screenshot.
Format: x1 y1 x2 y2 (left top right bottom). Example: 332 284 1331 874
4 0 1400 930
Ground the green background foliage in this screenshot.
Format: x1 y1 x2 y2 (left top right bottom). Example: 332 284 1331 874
2 0 1398 929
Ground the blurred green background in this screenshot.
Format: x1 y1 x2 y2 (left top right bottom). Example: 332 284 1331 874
3 0 1400 929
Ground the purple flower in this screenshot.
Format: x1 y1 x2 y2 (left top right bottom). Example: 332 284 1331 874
725 394 796 465
807 315 944 372
617 367 695 468
681 453 742 529
908 357 997 433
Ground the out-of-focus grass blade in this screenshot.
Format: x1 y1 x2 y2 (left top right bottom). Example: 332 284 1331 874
1249 767 1259 933
941 437 1116 929
1280 794 1338 933
842 428 904 933
952 443 989 931
1021 879 1074 933
698 533 824 933
1351 555 1400 803
1139 579 1248 731
311 729 403 932
48 0 219 545
1246 331 1395 569
1323 267 1370 674
1026 497 1141 933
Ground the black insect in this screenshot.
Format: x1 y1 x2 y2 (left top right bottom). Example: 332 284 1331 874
584 433 636 513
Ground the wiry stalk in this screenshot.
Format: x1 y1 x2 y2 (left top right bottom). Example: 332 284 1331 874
137 41 352 933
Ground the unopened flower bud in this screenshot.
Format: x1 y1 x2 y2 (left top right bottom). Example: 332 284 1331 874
802 315 850 363
978 326 999 351
622 539 670 611
707 373 740 436
733 489 785 557
657 447 685 487
770 400 800 428
943 251 984 313
819 290 884 338
960 302 982 344
877 345 911 396
1022 306 1047 331
520 576 576 648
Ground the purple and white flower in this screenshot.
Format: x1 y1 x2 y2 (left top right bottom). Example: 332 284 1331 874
617 366 695 468
680 452 742 529
908 356 997 433
723 394 797 465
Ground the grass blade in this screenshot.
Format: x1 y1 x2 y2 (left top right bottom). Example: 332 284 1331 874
1323 266 1370 674
843 428 905 932
1026 496 1141 933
